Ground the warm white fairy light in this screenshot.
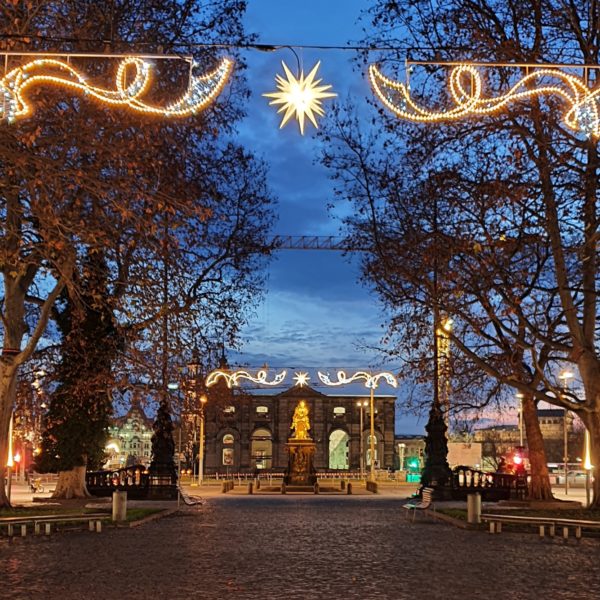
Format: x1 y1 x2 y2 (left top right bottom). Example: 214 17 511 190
205 368 287 389
317 370 397 390
263 60 337 134
369 63 600 139
0 56 233 123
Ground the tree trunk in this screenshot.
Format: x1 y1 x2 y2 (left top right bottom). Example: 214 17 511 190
51 465 92 499
522 394 554 501
582 411 600 509
0 363 18 508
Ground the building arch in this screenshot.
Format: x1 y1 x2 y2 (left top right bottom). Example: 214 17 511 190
251 427 273 470
329 428 350 470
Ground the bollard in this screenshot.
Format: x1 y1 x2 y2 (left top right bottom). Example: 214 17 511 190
467 492 481 524
281 483 286 494
255 477 261 490
112 490 127 522
248 481 253 495
347 482 352 495
314 483 319 494
340 480 346 491
222 481 228 493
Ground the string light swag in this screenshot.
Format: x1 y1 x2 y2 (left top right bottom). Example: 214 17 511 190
0 56 233 123
369 63 600 139
317 370 397 389
206 368 287 388
263 60 337 135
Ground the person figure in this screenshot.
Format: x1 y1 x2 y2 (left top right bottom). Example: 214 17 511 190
291 400 310 440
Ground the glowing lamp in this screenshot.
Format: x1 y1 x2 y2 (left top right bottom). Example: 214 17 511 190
263 61 337 134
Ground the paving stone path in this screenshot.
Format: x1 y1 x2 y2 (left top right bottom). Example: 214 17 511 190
1 495 599 599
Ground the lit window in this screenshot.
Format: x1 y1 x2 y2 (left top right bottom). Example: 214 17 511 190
223 405 236 414
223 434 234 445
256 406 269 414
333 406 346 416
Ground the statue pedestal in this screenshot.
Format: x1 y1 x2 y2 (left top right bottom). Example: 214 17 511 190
284 438 317 487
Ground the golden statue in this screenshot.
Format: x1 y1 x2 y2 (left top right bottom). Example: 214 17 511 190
291 400 310 440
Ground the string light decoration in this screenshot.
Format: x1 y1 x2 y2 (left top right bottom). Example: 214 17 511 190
205 368 287 389
317 370 397 390
0 56 233 123
369 63 600 139
263 60 336 134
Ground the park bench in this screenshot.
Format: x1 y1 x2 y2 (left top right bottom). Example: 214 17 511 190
482 513 600 539
403 487 435 521
0 513 111 537
178 485 203 506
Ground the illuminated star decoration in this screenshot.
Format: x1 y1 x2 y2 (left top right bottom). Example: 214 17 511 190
263 60 337 134
293 372 310 387
369 63 600 139
0 56 233 124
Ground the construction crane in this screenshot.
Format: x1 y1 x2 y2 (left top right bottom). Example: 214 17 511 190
269 235 368 251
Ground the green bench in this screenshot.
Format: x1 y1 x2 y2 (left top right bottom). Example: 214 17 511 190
482 513 600 539
403 487 435 522
0 513 111 537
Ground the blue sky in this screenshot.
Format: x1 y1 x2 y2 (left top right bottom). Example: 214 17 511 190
225 1 426 433
233 0 383 368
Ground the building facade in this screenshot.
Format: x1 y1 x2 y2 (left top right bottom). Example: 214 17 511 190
105 401 154 469
202 384 396 474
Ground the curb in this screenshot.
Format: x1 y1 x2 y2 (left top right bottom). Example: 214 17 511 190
427 509 475 530
127 508 180 528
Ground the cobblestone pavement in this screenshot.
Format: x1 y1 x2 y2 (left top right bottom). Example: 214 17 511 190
2 495 599 600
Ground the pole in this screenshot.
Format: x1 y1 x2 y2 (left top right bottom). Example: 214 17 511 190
518 396 523 447
177 421 182 509
369 387 375 483
358 402 364 479
563 409 569 495
198 408 205 486
6 412 13 503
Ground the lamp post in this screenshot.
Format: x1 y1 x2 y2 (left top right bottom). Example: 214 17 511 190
317 370 397 484
583 427 593 508
198 394 207 485
559 370 574 495
368 387 377 481
398 443 406 472
6 412 14 502
356 400 367 479
515 393 524 447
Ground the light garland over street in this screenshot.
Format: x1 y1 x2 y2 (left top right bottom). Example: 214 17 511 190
0 56 233 123
369 63 600 139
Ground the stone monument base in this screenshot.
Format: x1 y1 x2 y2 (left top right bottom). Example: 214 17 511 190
284 438 317 488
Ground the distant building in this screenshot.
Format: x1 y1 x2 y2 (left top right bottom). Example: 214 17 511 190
201 384 396 474
105 400 154 469
395 435 425 472
447 442 482 469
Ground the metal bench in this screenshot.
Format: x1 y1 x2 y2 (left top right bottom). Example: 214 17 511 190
0 513 111 537
482 513 600 539
403 487 435 521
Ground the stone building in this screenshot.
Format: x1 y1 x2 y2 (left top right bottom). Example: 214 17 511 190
202 384 396 474
105 400 154 469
